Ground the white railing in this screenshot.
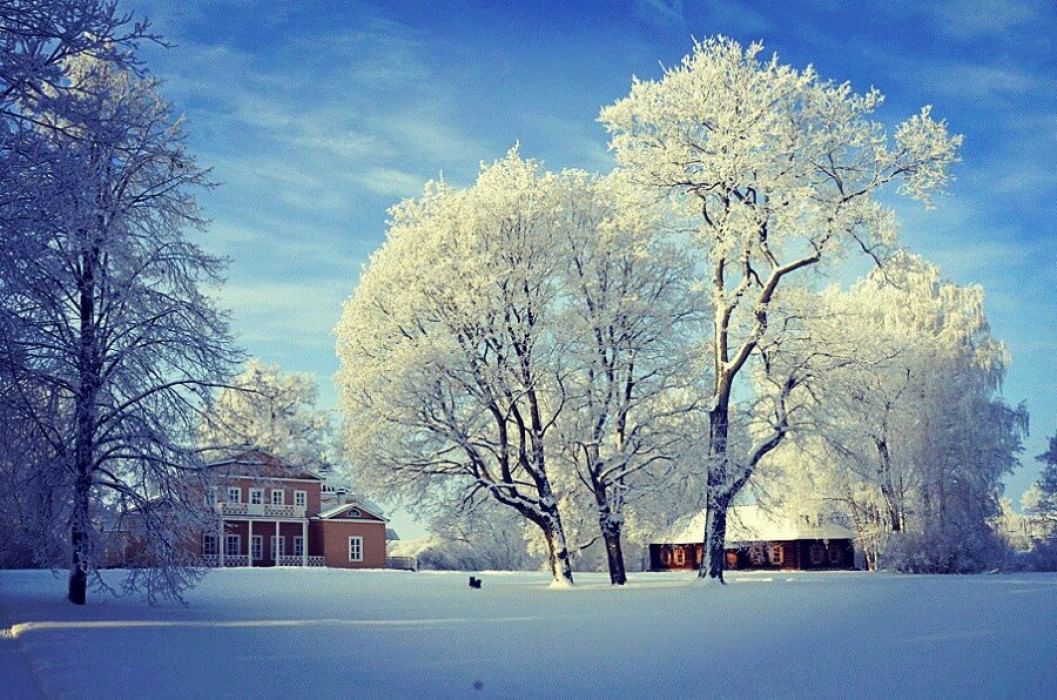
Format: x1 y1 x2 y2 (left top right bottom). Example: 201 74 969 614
218 502 306 518
307 556 325 567
222 555 249 567
201 555 218 567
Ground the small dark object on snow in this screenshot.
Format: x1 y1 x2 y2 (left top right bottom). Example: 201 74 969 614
473 680 484 691
468 576 482 589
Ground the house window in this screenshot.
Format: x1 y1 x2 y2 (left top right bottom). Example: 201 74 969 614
249 488 263 505
271 489 284 506
202 534 217 556
348 536 363 562
251 535 263 561
272 535 285 559
770 544 784 566
204 489 217 506
810 543 825 565
674 547 685 566
828 545 843 564
226 487 241 503
225 534 241 557
347 507 361 518
293 536 304 557
749 543 767 566
294 490 307 508
661 549 671 566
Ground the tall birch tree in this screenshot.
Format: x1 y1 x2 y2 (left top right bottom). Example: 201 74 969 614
600 37 961 582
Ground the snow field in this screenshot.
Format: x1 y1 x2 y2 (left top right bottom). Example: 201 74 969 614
1 568 1055 699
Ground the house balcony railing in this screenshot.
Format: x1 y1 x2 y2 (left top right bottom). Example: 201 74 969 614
200 554 325 568
217 502 307 518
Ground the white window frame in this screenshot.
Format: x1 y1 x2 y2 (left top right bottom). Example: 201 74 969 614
271 535 285 559
770 543 784 566
226 486 241 503
347 507 361 518
293 536 304 557
204 489 217 506
294 490 307 508
270 488 284 506
348 536 363 562
673 547 685 566
251 535 263 561
249 488 263 505
202 534 217 557
225 534 241 557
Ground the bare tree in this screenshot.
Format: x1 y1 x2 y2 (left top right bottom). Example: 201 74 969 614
0 55 237 603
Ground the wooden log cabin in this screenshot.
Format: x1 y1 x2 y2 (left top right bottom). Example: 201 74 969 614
649 504 857 571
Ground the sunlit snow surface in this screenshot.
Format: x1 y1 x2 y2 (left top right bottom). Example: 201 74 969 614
2 569 1055 698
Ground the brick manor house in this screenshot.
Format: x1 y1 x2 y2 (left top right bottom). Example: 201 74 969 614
195 451 388 569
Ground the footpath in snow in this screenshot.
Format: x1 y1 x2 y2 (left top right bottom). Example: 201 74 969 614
1 568 1055 699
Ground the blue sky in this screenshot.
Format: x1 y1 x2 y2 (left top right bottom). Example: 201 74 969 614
130 0 1056 529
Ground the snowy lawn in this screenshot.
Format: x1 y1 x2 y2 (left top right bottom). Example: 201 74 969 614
1 568 1055 699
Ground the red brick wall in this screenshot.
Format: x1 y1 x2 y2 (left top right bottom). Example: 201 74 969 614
314 520 386 568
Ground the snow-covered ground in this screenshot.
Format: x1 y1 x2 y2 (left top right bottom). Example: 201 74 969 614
1 568 1055 699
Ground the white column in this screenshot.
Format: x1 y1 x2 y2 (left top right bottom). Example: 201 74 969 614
275 520 280 566
248 520 253 568
218 518 225 568
301 520 308 566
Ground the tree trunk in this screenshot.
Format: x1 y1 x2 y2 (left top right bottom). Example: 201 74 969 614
602 527 627 585
699 500 729 582
699 401 730 582
543 520 575 586
68 482 89 605
69 244 98 605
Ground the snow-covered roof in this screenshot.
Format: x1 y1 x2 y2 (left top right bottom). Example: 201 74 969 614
655 504 856 545
316 501 388 522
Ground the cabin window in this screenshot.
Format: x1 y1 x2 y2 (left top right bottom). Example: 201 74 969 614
226 487 241 504
202 534 217 556
249 488 263 505
348 536 363 562
661 549 671 565
810 543 825 565
828 545 842 564
251 535 263 561
271 489 284 506
293 536 304 557
770 544 784 566
225 534 241 556
749 543 766 566
674 547 686 566
271 535 284 559
294 490 307 508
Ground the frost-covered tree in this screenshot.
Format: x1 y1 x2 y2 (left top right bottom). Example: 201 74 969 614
201 359 335 470
0 56 236 604
551 172 705 584
767 255 1025 571
599 37 961 582
1027 433 1057 537
337 151 577 585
